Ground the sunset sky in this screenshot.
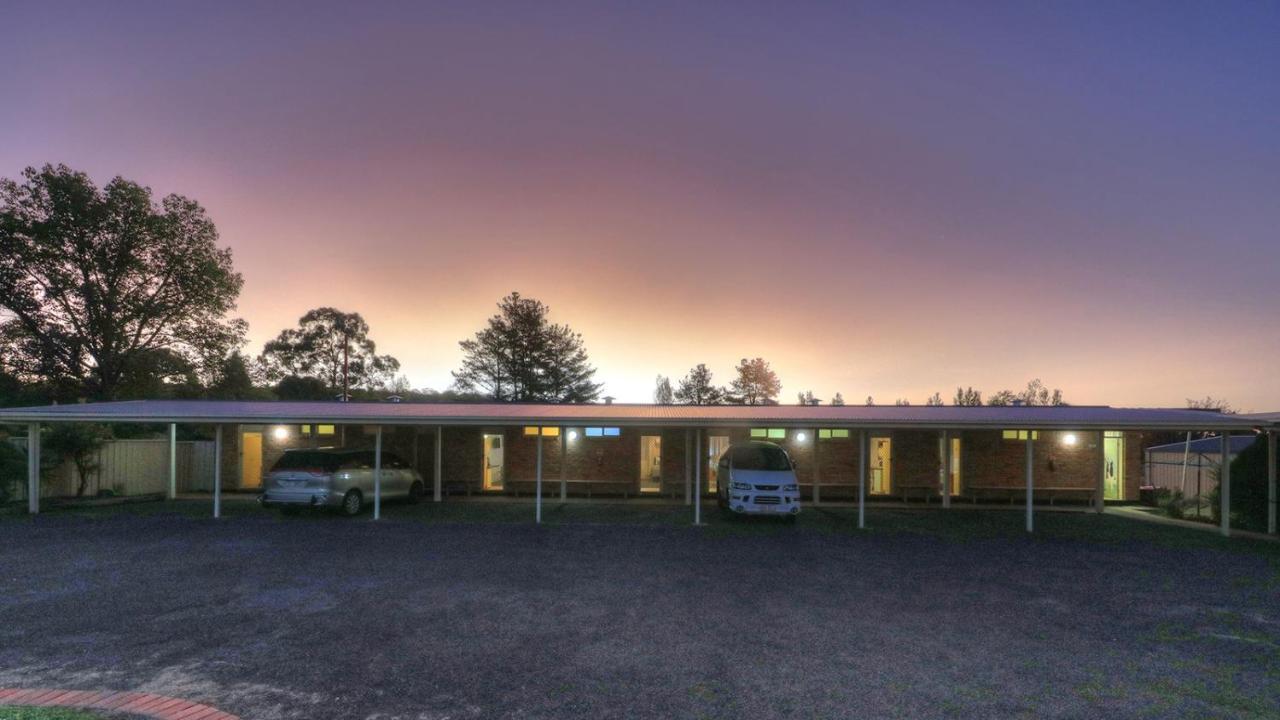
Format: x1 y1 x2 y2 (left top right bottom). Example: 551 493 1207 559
3 2 1278 409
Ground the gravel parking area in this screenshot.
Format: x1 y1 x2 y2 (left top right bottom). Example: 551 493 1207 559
1 505 1277 719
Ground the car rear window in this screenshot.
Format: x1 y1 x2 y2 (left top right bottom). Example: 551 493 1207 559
730 445 792 471
271 451 345 473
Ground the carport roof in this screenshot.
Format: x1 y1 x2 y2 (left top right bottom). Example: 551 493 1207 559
0 400 1266 430
1144 435 1258 455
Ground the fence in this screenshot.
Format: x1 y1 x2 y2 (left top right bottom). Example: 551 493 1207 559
1144 449 1220 500
5 437 216 500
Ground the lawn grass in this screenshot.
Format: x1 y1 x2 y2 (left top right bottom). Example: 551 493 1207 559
0 708 109 719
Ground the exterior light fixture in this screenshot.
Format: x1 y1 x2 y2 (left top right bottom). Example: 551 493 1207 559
568 430 579 441
796 432 807 442
272 426 289 441
1062 433 1078 447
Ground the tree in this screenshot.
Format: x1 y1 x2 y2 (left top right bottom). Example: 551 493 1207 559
1187 396 1233 413
894 398 911 406
674 364 726 405
1019 378 1063 406
729 357 781 405
654 375 674 404
452 292 601 402
796 390 818 406
830 392 845 406
0 164 246 400
43 423 110 497
259 308 400 397
865 396 874 405
206 352 259 400
953 387 982 406
987 390 1017 406
925 392 943 406
986 379 1064 406
274 375 333 401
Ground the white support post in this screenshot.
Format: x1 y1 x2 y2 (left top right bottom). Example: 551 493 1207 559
694 429 702 525
1096 430 1106 514
373 426 382 520
857 430 866 529
1025 433 1034 533
213 425 222 519
168 423 177 501
940 430 951 509
1268 431 1276 536
26 422 40 515
536 428 544 524
559 429 567 502
433 425 443 502
813 429 821 505
1179 431 1192 497
1220 433 1230 537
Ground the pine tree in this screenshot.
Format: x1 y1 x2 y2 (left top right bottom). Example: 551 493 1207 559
730 357 781 405
674 364 726 405
452 292 602 402
654 375 675 404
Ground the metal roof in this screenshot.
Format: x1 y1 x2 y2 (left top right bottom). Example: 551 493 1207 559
1144 435 1258 455
0 400 1264 430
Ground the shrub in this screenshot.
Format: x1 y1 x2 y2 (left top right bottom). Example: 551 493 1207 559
43 424 110 497
1160 490 1187 520
0 440 24 505
1207 437 1272 532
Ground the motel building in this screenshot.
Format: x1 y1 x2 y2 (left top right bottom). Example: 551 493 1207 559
2 400 1277 536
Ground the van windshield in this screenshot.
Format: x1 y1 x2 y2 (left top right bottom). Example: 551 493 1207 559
271 451 344 473
730 445 792 471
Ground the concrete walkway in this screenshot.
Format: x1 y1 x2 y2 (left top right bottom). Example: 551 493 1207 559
1110 504 1279 542
0 688 239 719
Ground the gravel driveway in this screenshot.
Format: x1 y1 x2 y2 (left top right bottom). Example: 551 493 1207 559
1 508 1277 719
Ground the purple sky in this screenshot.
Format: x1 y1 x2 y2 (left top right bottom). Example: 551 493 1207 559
3 1 1278 408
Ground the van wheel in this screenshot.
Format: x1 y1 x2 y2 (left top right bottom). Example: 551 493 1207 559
341 489 364 516
408 481 425 505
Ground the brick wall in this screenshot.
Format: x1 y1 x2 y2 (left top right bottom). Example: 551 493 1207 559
213 422 1148 502
957 430 1102 493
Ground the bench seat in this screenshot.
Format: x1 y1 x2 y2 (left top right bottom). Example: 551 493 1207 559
965 486 1097 506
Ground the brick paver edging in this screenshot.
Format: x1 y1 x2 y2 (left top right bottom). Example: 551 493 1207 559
0 687 240 719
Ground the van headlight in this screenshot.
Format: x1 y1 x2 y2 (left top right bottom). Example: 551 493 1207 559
731 481 751 491
785 484 799 492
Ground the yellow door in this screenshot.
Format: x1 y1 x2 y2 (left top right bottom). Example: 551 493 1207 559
639 436 662 493
870 436 892 494
241 431 263 489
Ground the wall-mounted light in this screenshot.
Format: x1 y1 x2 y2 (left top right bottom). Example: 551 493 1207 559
272 426 289 441
1062 433 1078 447
568 430 579 441
796 432 807 442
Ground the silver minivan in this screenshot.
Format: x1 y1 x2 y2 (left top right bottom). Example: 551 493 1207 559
715 441 801 519
261 448 425 515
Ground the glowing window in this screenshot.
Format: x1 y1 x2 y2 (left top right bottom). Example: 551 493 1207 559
750 428 786 439
317 424 334 435
585 427 620 437
818 429 850 440
523 426 560 437
1001 430 1040 441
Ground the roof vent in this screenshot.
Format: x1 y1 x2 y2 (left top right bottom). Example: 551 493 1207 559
603 396 615 405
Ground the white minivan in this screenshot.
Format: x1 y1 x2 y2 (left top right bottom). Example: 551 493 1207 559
715 441 801 518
